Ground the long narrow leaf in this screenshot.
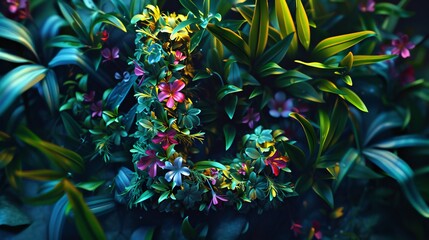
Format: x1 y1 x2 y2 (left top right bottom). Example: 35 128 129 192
41 69 60 114
0 49 33 63
372 135 429 149
334 148 359 191
249 0 269 59
58 1 89 41
339 87 368 112
15 170 66 181
94 13 127 33
364 111 402 146
0 16 37 57
295 0 311 50
0 64 47 115
275 0 297 54
290 112 317 156
257 32 294 66
352 55 396 66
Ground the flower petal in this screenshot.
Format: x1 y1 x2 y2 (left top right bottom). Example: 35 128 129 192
165 171 175 182
172 92 185 102
166 96 175 108
172 80 185 92
269 109 281 118
174 157 183 168
173 173 182 186
158 91 169 102
401 48 410 58
158 82 170 92
180 167 190 176
111 47 119 59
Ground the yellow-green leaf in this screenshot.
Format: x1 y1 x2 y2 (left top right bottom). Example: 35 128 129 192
339 87 368 112
339 51 354 71
15 170 66 181
249 0 269 59
295 0 311 50
352 54 396 66
275 0 297 55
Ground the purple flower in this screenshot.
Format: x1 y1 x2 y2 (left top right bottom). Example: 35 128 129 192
242 107 260 129
158 80 186 108
359 0 375 12
268 92 294 118
209 168 218 185
83 90 95 103
208 190 228 209
90 100 102 118
101 47 119 62
164 157 190 187
5 0 30 20
391 33 415 58
152 129 179 151
238 163 248 176
137 150 165 177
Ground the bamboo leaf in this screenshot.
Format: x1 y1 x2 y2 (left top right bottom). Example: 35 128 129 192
249 0 269 59
295 0 311 50
134 190 155 204
295 60 345 70
318 110 330 155
207 23 250 64
0 64 47 115
290 112 317 155
338 87 368 112
194 161 227 170
223 124 236 151
41 69 59 115
313 31 376 59
0 49 33 63
352 54 396 66
94 13 127 32
0 16 37 57
317 80 344 95
15 170 66 181
372 135 429 149
257 32 294 66
275 0 297 54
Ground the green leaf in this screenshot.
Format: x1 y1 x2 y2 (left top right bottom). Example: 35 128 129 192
58 1 89 41
364 112 402 146
134 190 155 204
312 31 376 59
258 62 287 77
375 3 414 18
94 13 127 32
0 16 37 57
334 148 359 191
324 99 348 150
190 28 205 52
249 0 269 59
226 61 243 88
295 60 345 70
225 95 238 119
207 23 250 64
352 54 396 66
0 49 33 63
179 0 201 17
295 0 311 50
15 170 66 181
60 112 82 139
275 0 297 55
0 147 15 169
223 124 236 151
339 51 353 71
105 75 135 110
338 87 368 112
194 161 227 170
312 180 334 208
217 84 242 101
63 179 106 240
275 70 312 87
171 18 199 39
23 181 65 205
257 32 294 66
41 69 59 114
318 110 330 156
290 112 317 156
181 216 197 240
372 135 429 149
245 148 260 159
341 75 352 86
317 80 344 95
287 82 324 103
47 35 87 48
0 64 47 115
76 181 105 191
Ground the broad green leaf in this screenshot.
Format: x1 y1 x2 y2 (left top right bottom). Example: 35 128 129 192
245 148 260 159
0 49 33 63
194 161 227 170
318 110 330 156
179 0 201 17
338 87 368 112
313 31 376 59
249 0 269 59
275 70 312 88
0 16 37 57
63 179 106 240
290 112 317 155
40 15 67 41
94 13 127 33
257 32 294 66
223 124 236 151
207 23 250 64
217 84 242 100
339 52 353 71
190 29 205 52
372 135 429 149
312 180 334 208
181 216 197 239
363 149 429 218
295 0 311 50
295 60 345 70
275 0 297 55
135 190 155 204
317 80 344 95
58 1 89 41
258 62 287 77
0 64 47 115
15 170 66 181
352 55 396 66
225 95 238 119
333 148 359 191
287 82 324 103
76 181 105 191
41 69 59 114
47 35 87 48
0 147 15 169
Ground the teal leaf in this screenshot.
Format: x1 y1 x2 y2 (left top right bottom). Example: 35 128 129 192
364 112 402 146
58 1 89 41
0 49 33 63
225 95 238 119
372 135 429 149
41 69 60 114
194 161 227 171
223 124 236 151
334 148 359 191
47 35 87 48
338 87 368 112
93 13 127 32
0 64 47 115
312 180 334 208
179 0 201 17
249 0 269 59
217 84 242 101
105 76 136 110
134 190 155 204
245 148 261 160
290 112 317 156
181 216 197 240
0 16 37 57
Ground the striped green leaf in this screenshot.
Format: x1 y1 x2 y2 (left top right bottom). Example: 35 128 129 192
15 170 66 181
249 0 269 59
41 69 59 114
0 49 33 63
290 112 317 156
58 1 89 41
296 0 311 50
275 0 297 55
93 13 127 33
0 16 37 57
339 87 368 112
352 54 396 66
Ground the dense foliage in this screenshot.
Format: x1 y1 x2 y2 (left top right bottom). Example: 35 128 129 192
1 0 429 239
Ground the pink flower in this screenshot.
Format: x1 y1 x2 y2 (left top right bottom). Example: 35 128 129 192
5 0 29 20
268 92 294 118
265 151 288 176
209 168 219 185
133 60 145 86
101 47 119 62
174 50 186 65
242 107 260 129
290 222 303 237
238 163 248 176
208 190 228 209
152 129 179 151
158 80 186 108
90 100 102 118
391 33 415 58
137 150 165 177
83 90 95 103
311 221 323 240
359 0 375 12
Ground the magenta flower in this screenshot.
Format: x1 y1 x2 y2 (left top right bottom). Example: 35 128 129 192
311 221 323 240
290 222 303 237
5 0 30 20
152 129 179 151
268 92 294 118
158 80 186 108
265 151 288 176
137 150 165 177
83 90 95 103
209 168 219 185
359 0 375 12
208 190 228 209
101 47 119 62
242 107 260 129
174 50 186 65
391 33 415 58
133 61 145 86
238 163 248 176
90 100 103 118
